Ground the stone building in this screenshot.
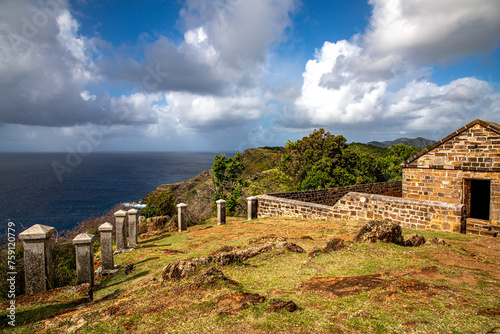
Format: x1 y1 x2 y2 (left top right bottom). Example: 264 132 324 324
402 119 500 233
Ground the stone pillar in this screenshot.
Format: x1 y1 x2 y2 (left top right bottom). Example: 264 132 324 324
114 210 127 251
19 224 55 295
177 203 188 232
247 197 258 220
98 223 114 271
127 209 138 247
73 233 95 287
217 199 226 225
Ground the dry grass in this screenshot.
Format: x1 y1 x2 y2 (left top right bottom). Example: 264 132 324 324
2 217 500 333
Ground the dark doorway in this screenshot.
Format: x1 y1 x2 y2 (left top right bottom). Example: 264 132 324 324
469 179 491 220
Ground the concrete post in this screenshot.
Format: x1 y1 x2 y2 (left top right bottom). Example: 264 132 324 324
114 210 127 251
247 197 258 220
217 199 226 225
73 233 95 287
177 203 188 232
127 209 138 247
98 223 114 271
19 224 55 295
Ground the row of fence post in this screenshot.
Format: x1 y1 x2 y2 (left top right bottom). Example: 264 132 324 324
17 197 260 295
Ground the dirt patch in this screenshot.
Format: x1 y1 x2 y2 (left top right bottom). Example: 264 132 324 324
267 299 299 313
217 292 266 315
299 273 388 297
300 268 455 299
477 308 500 316
163 249 187 255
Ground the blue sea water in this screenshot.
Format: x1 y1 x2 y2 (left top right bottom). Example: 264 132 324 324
0 152 219 237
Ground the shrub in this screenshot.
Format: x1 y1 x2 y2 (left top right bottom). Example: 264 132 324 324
141 190 178 219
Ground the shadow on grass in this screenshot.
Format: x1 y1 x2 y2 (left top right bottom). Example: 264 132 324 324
101 270 151 289
135 257 160 265
139 234 170 243
1 299 84 329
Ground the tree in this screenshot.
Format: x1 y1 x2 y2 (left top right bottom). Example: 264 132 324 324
141 190 178 219
212 152 248 215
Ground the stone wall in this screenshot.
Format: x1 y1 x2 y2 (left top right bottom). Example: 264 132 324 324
403 168 500 225
269 181 402 206
256 191 466 234
332 192 465 233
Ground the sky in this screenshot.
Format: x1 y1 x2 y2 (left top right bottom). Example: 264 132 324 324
0 0 500 152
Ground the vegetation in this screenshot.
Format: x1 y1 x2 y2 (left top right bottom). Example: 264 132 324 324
2 217 499 333
278 129 421 191
141 190 178 219
212 152 248 215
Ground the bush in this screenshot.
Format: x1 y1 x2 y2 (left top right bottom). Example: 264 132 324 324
141 190 178 219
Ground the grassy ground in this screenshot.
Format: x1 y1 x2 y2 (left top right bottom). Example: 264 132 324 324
1 217 499 333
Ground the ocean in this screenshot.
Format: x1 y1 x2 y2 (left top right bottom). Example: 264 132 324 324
0 152 219 237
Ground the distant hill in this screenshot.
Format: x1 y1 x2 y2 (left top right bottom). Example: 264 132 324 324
368 137 435 149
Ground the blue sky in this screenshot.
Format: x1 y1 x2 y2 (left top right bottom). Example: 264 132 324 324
0 0 499 152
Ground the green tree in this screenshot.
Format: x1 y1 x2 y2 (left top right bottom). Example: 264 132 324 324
212 153 248 215
141 190 178 218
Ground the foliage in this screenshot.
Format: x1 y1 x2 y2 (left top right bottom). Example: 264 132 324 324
212 152 248 215
141 190 178 219
280 129 422 191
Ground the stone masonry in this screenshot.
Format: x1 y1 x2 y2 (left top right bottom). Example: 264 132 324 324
403 120 500 226
270 180 402 206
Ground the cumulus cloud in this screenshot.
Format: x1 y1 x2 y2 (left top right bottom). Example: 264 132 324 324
365 0 500 63
0 0 160 128
284 0 500 139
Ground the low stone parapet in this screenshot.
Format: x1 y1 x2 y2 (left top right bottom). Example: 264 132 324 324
269 181 402 206
256 190 465 234
332 192 465 233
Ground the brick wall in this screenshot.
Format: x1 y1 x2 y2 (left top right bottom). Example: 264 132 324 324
256 191 466 233
269 181 402 206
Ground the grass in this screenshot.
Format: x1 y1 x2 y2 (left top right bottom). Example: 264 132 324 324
1 217 499 333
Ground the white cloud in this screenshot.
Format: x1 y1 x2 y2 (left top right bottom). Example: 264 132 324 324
365 0 500 63
284 0 500 140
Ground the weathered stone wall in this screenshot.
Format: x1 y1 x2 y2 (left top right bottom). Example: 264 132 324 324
257 191 466 234
406 124 500 171
257 195 335 220
403 168 500 225
332 192 465 233
269 181 402 206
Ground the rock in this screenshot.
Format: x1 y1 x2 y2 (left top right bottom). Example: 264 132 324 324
161 256 212 281
425 237 447 246
309 238 346 257
217 292 266 315
275 241 306 253
124 263 134 275
353 310 373 318
353 221 405 246
405 234 426 247
267 299 299 313
213 244 274 265
189 267 240 289
162 241 305 282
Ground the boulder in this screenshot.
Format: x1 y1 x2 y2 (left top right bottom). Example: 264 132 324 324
405 234 426 247
353 221 405 246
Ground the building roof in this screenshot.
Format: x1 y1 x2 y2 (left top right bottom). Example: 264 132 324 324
402 119 500 167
